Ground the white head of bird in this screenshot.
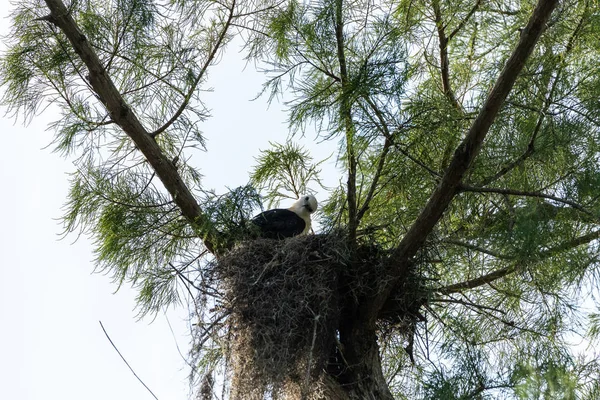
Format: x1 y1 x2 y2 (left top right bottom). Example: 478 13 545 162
289 195 318 217
289 194 318 233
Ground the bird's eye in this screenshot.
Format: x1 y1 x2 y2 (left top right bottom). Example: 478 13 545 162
305 196 309 200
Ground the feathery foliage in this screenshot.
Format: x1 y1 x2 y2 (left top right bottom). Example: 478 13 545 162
3 0 600 398
251 141 326 207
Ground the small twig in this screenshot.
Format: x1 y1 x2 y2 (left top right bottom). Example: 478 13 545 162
361 96 441 180
33 14 57 24
303 314 320 399
251 255 280 285
436 266 516 295
447 0 482 41
431 296 506 314
442 238 513 260
165 314 195 369
99 321 160 400
150 0 237 138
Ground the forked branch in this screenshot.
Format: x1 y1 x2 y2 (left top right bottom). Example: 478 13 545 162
366 0 559 324
431 0 472 111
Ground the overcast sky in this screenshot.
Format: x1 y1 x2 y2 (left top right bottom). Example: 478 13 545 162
0 4 336 400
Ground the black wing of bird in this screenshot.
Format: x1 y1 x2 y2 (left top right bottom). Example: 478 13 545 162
250 209 306 239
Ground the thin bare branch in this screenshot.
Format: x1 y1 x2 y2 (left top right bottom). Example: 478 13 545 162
99 321 160 400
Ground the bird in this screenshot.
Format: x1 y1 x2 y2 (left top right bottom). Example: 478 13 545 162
250 195 318 239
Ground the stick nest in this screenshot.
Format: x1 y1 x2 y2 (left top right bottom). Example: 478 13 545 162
213 232 421 398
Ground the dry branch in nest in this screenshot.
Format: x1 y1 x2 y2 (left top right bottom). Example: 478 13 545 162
211 232 426 399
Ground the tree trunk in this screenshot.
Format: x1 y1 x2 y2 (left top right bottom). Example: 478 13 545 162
289 307 394 400
283 326 393 400
328 322 394 400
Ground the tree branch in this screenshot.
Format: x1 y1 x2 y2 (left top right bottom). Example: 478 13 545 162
459 183 597 217
540 228 600 258
357 137 391 223
99 321 160 400
361 97 442 180
478 7 588 187
150 0 236 138
355 96 395 222
430 296 506 314
42 0 220 254
295 46 341 83
365 0 559 325
442 238 513 260
437 266 516 294
431 0 462 111
437 228 600 294
392 140 442 180
447 0 482 42
334 0 358 245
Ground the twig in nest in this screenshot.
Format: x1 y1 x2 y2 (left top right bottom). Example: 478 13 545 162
252 256 280 286
303 313 321 399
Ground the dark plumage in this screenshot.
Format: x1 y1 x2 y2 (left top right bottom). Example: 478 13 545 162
251 209 307 239
250 195 318 240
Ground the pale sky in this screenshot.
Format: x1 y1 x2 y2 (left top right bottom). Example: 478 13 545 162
0 4 336 400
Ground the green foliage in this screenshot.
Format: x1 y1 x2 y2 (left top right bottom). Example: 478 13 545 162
63 163 203 314
243 1 600 395
1 0 236 317
1 0 221 159
248 0 410 139
4 0 600 397
250 141 326 207
510 357 581 399
201 185 262 246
